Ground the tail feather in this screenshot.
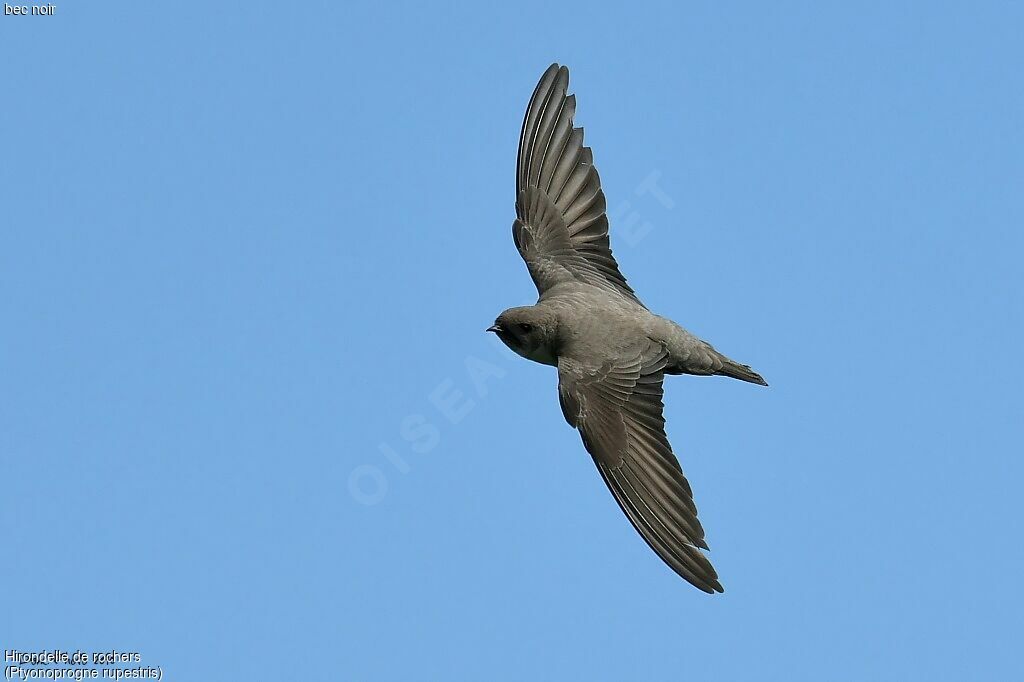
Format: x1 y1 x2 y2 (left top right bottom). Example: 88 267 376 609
716 358 768 386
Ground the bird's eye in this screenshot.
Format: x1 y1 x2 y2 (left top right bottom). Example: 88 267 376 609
519 323 533 333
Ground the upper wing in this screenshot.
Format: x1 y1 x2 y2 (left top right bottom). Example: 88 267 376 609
558 342 723 593
513 64 644 306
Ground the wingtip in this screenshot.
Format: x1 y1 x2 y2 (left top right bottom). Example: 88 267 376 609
693 578 725 594
542 63 569 81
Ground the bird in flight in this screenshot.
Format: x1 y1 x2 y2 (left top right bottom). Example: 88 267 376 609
489 64 767 593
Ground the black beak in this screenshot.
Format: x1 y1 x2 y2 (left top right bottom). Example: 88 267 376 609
486 324 501 333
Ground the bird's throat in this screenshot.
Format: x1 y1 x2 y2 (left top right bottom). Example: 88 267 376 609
515 343 558 367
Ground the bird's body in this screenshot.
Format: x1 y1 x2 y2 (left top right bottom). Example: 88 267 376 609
490 64 766 593
522 286 765 382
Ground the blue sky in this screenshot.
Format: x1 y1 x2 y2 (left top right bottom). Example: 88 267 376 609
3 2 1022 680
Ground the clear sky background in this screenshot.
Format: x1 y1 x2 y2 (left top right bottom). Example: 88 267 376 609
3 2 1022 680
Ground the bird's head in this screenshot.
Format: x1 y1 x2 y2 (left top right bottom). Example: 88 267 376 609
487 306 559 364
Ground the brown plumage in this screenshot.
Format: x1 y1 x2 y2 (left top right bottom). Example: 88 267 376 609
490 64 767 593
